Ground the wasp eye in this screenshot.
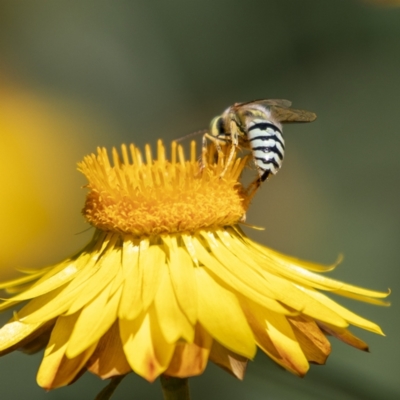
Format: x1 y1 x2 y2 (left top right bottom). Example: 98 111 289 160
210 116 225 134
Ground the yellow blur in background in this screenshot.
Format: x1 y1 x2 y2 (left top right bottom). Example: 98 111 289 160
0 79 105 278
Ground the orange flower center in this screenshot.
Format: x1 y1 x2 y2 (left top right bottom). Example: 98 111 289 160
78 140 250 236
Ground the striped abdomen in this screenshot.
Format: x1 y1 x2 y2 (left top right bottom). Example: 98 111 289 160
247 119 285 182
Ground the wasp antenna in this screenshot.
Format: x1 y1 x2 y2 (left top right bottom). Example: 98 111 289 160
175 129 208 143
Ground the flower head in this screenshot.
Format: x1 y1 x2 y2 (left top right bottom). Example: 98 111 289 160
0 140 389 390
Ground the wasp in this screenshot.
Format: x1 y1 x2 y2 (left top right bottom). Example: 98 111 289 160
203 99 316 191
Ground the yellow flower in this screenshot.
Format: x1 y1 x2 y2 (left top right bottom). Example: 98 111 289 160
0 140 389 390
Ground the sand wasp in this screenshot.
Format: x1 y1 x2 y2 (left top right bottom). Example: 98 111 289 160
203 99 316 190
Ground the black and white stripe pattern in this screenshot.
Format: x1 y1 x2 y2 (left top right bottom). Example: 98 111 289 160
247 119 285 181
206 99 315 188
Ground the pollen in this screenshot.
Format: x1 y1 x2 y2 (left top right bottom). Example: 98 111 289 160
78 140 250 236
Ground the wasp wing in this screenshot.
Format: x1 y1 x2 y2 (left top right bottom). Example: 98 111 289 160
255 99 292 108
233 99 316 123
233 99 292 109
271 106 317 123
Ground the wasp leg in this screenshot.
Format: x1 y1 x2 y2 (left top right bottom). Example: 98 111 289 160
246 170 269 197
202 133 225 169
246 177 262 198
219 120 239 178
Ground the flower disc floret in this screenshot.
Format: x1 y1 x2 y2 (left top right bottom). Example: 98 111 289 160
79 141 249 236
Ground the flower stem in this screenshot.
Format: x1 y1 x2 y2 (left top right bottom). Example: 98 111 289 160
94 375 126 400
160 375 190 400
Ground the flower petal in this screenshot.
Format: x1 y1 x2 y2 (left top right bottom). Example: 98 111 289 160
20 254 116 324
297 286 385 334
0 300 21 312
18 327 53 355
238 229 389 299
18 284 75 323
1 232 109 301
209 340 248 380
119 309 175 382
66 285 122 358
225 228 338 272
0 268 51 291
66 244 121 315
0 318 51 355
119 236 142 320
181 234 199 266
242 298 309 376
140 243 164 311
164 324 212 378
37 313 97 389
195 267 256 359
86 321 131 379
318 322 369 351
331 289 390 306
288 316 331 364
163 236 197 325
191 234 294 315
201 231 348 327
154 264 194 344
21 237 122 324
0 260 77 302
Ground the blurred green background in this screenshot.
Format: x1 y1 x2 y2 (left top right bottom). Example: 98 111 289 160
0 0 399 399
